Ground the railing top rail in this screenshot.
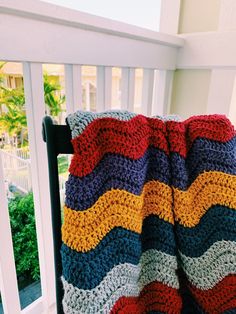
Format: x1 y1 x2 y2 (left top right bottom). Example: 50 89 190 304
0 0 184 48
177 31 236 69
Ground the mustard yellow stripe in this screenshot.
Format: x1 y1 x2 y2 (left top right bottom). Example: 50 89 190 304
62 171 236 252
62 180 173 252
173 171 236 227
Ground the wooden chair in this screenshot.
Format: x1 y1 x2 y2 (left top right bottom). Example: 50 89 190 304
42 116 73 314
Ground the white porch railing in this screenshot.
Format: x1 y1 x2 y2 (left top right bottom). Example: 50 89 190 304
0 0 236 313
0 1 183 313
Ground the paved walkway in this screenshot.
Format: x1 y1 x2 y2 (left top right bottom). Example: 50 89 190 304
0 280 41 313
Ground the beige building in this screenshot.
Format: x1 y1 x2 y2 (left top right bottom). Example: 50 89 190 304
0 63 143 113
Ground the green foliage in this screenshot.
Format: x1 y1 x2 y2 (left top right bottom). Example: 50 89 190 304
0 62 6 84
44 74 65 116
0 73 65 146
8 193 40 281
0 86 27 137
0 62 6 69
58 155 69 175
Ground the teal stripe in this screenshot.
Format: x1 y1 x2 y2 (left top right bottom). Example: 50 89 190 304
62 249 179 313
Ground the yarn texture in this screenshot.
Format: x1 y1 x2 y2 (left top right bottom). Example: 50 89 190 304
61 110 236 313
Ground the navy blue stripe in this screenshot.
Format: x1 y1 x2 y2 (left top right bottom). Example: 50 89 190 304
176 205 236 257
224 309 236 314
171 136 236 189
65 137 236 211
65 147 170 210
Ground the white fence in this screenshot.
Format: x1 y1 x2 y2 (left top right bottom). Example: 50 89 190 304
13 148 30 160
0 149 32 194
0 149 67 199
0 0 236 313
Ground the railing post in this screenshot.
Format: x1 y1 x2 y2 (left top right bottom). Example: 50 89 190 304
23 62 56 313
159 0 181 34
207 69 236 116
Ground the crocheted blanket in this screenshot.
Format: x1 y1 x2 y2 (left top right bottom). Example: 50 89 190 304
61 110 236 314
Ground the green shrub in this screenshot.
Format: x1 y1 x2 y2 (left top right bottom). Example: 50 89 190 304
9 193 40 282
58 155 69 175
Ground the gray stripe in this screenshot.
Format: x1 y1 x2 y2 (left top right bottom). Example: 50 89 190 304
62 249 178 313
179 240 236 289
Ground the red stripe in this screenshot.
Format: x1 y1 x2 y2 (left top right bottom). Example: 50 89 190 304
70 114 235 177
166 115 235 155
109 275 236 314
110 281 182 314
187 274 236 313
70 116 167 177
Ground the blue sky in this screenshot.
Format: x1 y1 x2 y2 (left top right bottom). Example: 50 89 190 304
41 0 161 31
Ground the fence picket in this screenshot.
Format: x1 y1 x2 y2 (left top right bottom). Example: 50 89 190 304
121 68 135 111
152 70 174 116
0 152 21 314
142 69 155 115
96 66 112 112
65 64 82 115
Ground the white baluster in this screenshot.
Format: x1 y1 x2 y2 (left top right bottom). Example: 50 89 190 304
65 64 82 115
0 152 21 314
96 66 112 112
121 68 135 111
152 70 174 116
142 69 155 116
23 62 56 313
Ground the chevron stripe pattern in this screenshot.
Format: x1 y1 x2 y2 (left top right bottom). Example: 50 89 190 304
62 110 236 313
